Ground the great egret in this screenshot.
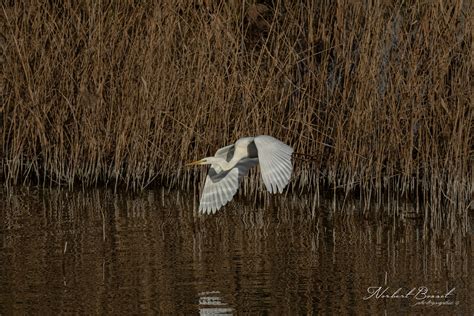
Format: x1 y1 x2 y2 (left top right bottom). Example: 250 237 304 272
186 135 293 214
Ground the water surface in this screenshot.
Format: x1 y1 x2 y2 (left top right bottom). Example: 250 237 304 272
0 189 472 315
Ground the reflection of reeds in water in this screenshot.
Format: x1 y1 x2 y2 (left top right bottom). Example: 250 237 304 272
1 2 472 212
2 189 471 314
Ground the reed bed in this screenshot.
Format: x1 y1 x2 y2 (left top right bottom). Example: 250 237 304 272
1 1 472 212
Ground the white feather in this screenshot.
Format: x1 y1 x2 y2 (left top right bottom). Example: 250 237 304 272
254 135 293 194
199 158 258 214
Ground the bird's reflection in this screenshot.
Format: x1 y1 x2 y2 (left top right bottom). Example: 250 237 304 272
198 291 233 315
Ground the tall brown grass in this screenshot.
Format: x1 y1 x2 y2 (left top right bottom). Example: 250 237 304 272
1 1 472 212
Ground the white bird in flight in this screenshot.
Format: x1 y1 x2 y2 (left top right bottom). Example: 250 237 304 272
186 135 293 214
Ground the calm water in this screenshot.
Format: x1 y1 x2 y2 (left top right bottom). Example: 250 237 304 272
0 188 472 315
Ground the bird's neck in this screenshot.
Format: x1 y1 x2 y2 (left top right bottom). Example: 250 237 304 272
207 157 239 172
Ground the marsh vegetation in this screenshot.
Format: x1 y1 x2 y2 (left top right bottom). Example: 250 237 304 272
2 1 472 213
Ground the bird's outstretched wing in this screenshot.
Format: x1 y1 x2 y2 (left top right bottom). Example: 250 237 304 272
214 144 234 161
199 158 258 214
253 135 293 193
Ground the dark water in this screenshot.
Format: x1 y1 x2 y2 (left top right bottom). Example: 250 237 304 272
0 188 472 315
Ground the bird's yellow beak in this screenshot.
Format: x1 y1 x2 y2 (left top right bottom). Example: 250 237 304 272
185 159 205 167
